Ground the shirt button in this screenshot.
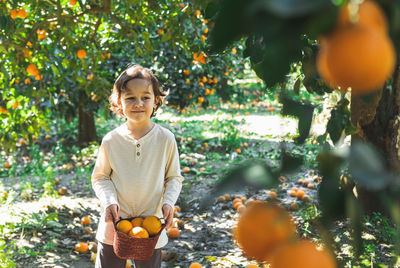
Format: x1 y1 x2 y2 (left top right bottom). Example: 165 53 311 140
137 144 140 148
137 152 140 156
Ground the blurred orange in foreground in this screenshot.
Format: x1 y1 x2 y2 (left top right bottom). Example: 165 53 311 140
234 202 296 262
268 240 336 268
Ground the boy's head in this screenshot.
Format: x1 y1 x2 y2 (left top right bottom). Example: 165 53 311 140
109 64 166 118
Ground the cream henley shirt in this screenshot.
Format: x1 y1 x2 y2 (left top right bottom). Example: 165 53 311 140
91 123 184 248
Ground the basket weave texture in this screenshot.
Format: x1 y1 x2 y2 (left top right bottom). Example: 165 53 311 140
113 217 165 260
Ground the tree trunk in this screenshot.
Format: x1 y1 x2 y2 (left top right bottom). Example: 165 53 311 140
78 92 97 145
351 62 400 213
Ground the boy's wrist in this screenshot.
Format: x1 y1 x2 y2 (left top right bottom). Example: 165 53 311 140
162 201 174 209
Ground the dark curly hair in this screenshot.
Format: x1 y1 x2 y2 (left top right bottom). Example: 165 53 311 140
109 64 167 118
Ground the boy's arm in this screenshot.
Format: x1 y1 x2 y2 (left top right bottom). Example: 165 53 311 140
163 138 184 208
91 141 119 211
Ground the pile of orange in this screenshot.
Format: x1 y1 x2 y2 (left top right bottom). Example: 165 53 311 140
116 216 162 238
317 0 395 94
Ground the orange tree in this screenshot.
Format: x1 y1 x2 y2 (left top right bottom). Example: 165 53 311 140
197 0 400 263
0 0 244 148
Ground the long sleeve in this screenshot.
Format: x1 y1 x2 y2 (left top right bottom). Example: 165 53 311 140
163 137 184 208
91 141 119 210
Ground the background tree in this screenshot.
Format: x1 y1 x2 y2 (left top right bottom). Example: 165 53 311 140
0 0 244 147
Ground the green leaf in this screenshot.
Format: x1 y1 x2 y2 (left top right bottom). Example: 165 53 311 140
349 141 394 190
281 95 314 143
318 172 346 226
210 0 251 52
326 109 344 144
200 161 279 210
247 0 332 18
280 149 304 173
204 2 220 19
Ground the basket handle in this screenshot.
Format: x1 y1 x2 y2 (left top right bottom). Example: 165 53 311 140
110 211 119 229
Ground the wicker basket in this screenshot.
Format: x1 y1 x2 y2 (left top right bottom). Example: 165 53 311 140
112 216 165 260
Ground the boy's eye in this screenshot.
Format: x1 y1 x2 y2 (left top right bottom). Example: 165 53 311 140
127 97 135 100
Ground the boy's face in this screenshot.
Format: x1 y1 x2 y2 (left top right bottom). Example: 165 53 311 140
119 78 156 124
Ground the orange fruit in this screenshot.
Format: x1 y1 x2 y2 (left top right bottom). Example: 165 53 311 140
75 242 89 253
11 102 20 109
237 204 246 213
69 0 77 6
337 0 387 34
131 217 144 227
290 201 298 211
58 187 68 195
167 227 180 239
323 26 395 93
189 263 203 268
45 134 51 139
303 195 311 202
296 189 306 199
157 29 164 35
234 202 296 261
232 48 237 54
201 35 206 42
235 148 242 154
129 227 149 238
234 202 243 210
0 106 9 114
23 48 31 58
4 162 11 169
289 190 297 197
142 216 162 236
316 38 336 87
174 205 181 213
268 240 337 268
117 220 133 234
269 191 277 199
10 9 17 19
183 69 190 76
81 216 91 225
198 97 204 103
36 29 47 39
26 64 39 76
314 176 322 182
193 52 207 64
77 49 87 59
25 78 31 84
83 227 93 234
17 8 27 19
233 198 243 205
182 166 190 173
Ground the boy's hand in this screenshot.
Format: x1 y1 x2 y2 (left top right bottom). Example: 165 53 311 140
162 204 174 229
105 204 119 222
